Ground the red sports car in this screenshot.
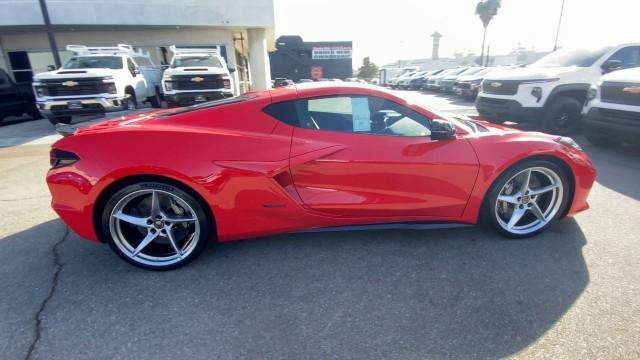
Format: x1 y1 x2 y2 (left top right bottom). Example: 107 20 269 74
47 83 596 270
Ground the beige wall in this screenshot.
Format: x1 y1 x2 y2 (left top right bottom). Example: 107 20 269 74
1 28 239 67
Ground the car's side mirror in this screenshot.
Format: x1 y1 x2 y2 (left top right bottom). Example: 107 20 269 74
47 65 56 71
430 119 456 140
228 67 236 73
602 60 623 74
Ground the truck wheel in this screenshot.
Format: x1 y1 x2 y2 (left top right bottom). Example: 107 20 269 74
48 116 71 126
148 89 161 108
123 91 137 110
542 96 582 135
28 105 43 120
585 127 623 147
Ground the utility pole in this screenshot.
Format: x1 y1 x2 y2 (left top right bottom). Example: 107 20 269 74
553 0 565 51
485 46 490 66
38 0 61 68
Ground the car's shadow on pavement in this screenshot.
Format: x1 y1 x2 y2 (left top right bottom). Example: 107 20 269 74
0 218 588 359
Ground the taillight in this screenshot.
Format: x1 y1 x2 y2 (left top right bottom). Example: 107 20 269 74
50 149 79 168
223 79 231 89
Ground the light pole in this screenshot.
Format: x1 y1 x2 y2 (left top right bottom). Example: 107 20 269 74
38 0 61 68
553 0 565 51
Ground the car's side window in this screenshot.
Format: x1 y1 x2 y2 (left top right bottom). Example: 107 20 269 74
127 58 137 77
263 95 432 137
607 46 640 69
367 96 431 137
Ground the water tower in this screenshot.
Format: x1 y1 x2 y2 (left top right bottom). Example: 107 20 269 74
431 31 442 60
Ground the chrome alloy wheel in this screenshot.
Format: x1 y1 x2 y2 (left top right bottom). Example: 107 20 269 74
494 167 564 235
109 189 200 267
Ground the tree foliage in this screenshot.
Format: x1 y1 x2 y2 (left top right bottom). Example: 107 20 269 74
356 57 379 80
475 0 502 28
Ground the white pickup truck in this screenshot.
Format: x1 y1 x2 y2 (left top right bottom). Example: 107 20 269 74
161 46 235 106
476 44 640 134
32 44 162 125
583 67 640 146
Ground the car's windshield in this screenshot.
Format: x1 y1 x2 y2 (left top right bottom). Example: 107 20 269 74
172 55 223 68
63 56 123 69
458 67 485 76
531 47 612 68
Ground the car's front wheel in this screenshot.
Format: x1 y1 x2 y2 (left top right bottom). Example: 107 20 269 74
100 182 210 270
486 160 569 238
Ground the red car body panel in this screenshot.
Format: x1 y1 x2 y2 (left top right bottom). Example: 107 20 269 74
46 84 596 243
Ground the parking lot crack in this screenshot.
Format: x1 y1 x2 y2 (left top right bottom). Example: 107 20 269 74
24 226 69 360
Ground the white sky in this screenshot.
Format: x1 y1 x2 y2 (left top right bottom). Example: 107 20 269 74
274 0 640 67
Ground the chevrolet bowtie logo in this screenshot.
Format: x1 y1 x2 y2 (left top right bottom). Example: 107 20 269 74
490 82 502 88
622 86 640 94
191 76 205 82
62 80 78 87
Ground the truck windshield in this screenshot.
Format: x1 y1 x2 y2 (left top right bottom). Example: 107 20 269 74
63 56 123 69
172 56 223 68
531 47 612 68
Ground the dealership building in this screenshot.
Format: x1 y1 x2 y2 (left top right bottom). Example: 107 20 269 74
269 35 353 81
0 0 275 93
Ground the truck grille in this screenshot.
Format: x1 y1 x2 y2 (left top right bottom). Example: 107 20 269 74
482 80 520 95
478 97 508 105
601 82 640 106
170 74 226 90
599 108 640 122
41 78 104 97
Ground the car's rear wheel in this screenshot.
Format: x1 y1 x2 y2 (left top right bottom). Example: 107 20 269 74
486 160 569 238
100 182 210 270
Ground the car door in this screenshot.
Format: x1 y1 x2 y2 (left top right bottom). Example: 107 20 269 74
127 57 148 101
286 94 479 218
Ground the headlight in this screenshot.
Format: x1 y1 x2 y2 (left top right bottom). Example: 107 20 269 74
521 78 560 84
586 85 598 103
554 136 583 151
164 81 173 91
102 76 114 81
33 84 45 97
103 82 117 94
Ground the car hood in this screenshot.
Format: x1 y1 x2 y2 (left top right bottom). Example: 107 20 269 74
163 67 229 76
33 68 121 80
456 74 484 82
484 66 585 81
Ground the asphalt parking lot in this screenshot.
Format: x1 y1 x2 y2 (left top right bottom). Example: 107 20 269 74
1 91 639 359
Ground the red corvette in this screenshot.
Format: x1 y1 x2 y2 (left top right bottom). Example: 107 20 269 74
47 83 596 270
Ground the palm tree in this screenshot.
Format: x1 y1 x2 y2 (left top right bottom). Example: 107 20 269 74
476 0 502 66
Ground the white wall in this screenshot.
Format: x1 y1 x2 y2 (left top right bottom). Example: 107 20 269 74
1 28 238 67
0 0 274 27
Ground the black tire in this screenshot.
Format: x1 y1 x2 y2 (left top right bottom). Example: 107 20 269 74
542 96 582 135
585 127 623 147
148 87 161 108
28 105 43 120
100 182 211 270
123 90 137 110
48 116 72 126
483 159 570 239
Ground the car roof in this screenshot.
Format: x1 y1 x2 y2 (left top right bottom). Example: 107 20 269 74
268 82 394 101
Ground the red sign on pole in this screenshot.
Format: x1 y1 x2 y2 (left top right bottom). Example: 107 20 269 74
310 66 323 80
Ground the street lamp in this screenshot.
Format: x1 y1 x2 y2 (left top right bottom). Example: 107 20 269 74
553 0 565 51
